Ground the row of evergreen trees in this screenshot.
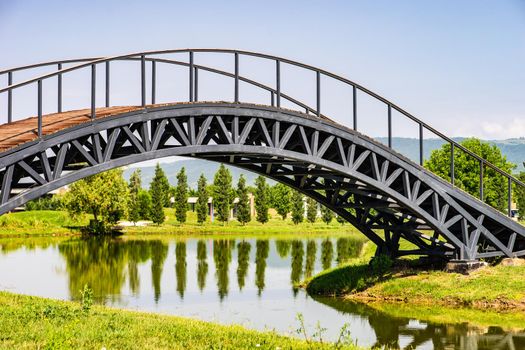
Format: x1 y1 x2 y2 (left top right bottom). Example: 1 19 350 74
127 163 342 226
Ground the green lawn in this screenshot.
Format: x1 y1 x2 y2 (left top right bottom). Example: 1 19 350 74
0 291 364 350
305 248 525 312
0 209 362 237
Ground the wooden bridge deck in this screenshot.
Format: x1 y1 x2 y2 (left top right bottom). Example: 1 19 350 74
0 106 148 152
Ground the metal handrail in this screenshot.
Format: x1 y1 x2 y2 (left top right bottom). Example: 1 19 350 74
1 49 523 214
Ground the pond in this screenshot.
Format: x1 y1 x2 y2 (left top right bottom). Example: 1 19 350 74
0 235 523 349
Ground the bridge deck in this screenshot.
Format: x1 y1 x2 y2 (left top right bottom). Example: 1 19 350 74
0 106 150 152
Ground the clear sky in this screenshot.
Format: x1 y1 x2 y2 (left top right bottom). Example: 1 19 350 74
1 0 524 139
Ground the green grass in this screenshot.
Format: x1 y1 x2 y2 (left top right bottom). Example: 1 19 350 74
0 209 362 237
306 253 525 311
0 211 88 236
363 264 525 306
0 291 364 350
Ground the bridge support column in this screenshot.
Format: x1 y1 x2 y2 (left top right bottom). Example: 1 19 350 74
444 260 487 275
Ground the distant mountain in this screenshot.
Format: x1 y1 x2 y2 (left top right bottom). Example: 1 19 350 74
124 137 525 188
123 158 274 189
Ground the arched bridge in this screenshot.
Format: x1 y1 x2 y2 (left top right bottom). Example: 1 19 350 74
0 49 524 260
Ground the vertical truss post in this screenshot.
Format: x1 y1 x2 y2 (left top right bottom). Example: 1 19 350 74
189 51 194 102
151 60 156 105
7 72 12 123
234 52 239 103
450 143 455 185
316 71 321 118
388 104 392 148
57 63 62 113
141 55 146 107
37 79 42 138
508 177 512 217
105 61 110 108
419 123 424 165
353 85 357 131
270 91 275 107
91 64 96 121
276 60 281 107
194 67 199 102
479 160 484 200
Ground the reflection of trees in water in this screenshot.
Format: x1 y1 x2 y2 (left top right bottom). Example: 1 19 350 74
311 295 525 350
255 240 269 295
0 237 58 254
321 239 333 270
290 240 304 296
213 240 233 300
304 240 316 278
236 241 251 291
127 240 151 296
336 238 362 265
196 240 208 292
58 238 165 303
275 240 291 258
150 240 168 303
59 238 127 303
175 241 187 299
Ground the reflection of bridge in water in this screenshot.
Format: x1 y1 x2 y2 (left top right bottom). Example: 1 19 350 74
314 296 525 350
1 49 524 260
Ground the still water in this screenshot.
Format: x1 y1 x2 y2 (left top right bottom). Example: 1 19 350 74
0 235 523 350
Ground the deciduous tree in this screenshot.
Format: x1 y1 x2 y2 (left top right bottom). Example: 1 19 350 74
425 138 515 212
64 169 129 234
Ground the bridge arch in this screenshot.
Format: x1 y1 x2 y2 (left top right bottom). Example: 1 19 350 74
0 49 523 260
0 103 523 260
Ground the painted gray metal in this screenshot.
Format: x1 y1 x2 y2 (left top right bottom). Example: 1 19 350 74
0 103 523 260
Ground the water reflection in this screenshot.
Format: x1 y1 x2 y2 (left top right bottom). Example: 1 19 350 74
236 241 250 290
175 242 186 298
197 240 208 291
2 235 523 349
314 296 525 350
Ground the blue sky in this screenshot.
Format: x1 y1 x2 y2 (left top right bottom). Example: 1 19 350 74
1 0 524 139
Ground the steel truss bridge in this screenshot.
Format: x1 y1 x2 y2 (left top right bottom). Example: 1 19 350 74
0 49 523 260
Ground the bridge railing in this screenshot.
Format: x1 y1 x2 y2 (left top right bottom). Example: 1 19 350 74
0 49 523 217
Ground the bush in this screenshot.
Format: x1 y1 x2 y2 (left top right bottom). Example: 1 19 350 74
25 196 63 211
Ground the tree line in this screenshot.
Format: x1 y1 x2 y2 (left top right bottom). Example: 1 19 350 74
61 163 342 234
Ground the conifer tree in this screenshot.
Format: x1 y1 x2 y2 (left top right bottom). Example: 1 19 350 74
196 174 208 224
213 164 233 223
271 183 291 220
321 204 334 225
291 190 304 225
128 169 142 224
149 164 167 225
306 197 317 223
137 189 152 220
236 175 251 225
336 214 346 225
254 176 269 224
175 167 188 223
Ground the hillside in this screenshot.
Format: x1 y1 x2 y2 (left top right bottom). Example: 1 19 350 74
124 137 525 189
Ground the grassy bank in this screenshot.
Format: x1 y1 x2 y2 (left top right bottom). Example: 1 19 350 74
0 209 361 237
0 291 363 349
306 253 525 311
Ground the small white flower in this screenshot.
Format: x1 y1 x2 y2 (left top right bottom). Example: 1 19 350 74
255 344 261 348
